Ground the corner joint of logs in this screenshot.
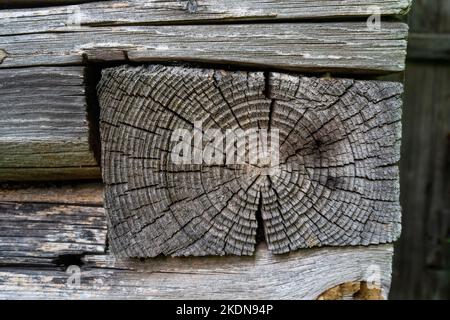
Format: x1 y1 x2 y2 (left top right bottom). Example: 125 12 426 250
98 64 403 258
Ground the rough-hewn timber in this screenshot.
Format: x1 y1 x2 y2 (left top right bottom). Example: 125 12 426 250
0 181 103 266
0 181 103 205
0 22 408 73
0 202 106 266
0 182 394 299
0 67 100 181
0 0 412 36
0 242 394 300
0 0 409 300
99 65 402 258
0 181 395 299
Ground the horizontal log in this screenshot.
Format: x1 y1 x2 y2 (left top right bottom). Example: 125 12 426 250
0 0 93 8
0 67 100 181
407 33 450 61
0 202 107 266
0 0 91 5
0 243 394 299
0 182 394 299
0 0 412 36
0 182 101 265
0 181 103 205
0 22 409 73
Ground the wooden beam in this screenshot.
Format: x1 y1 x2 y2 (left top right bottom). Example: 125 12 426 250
0 0 412 35
0 181 101 265
0 22 409 73
0 181 103 205
99 65 402 258
0 67 100 181
0 0 93 8
0 243 394 299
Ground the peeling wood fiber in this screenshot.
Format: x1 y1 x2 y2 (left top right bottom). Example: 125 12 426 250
99 65 403 258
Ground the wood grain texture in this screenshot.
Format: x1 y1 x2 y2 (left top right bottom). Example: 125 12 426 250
0 67 100 181
0 0 412 36
0 181 103 205
0 182 395 299
0 0 93 8
0 243 394 300
0 22 408 73
0 0 412 28
0 202 107 266
99 65 402 258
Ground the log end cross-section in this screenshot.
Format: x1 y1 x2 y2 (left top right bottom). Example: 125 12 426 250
98 65 402 258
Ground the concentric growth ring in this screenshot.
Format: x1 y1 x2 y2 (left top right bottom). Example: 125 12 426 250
99 65 402 258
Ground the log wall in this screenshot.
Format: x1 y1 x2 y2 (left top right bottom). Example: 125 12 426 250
0 0 412 299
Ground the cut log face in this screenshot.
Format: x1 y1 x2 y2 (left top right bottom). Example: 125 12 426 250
98 65 403 258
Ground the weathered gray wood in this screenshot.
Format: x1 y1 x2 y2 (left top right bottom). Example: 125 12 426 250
0 182 394 299
0 202 107 266
0 181 103 205
0 243 394 300
0 22 409 73
0 0 93 7
0 0 412 36
99 65 402 258
0 67 100 181
407 33 450 61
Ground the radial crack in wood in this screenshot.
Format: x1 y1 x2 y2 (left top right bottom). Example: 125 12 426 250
0 244 394 299
0 0 412 36
98 65 403 258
